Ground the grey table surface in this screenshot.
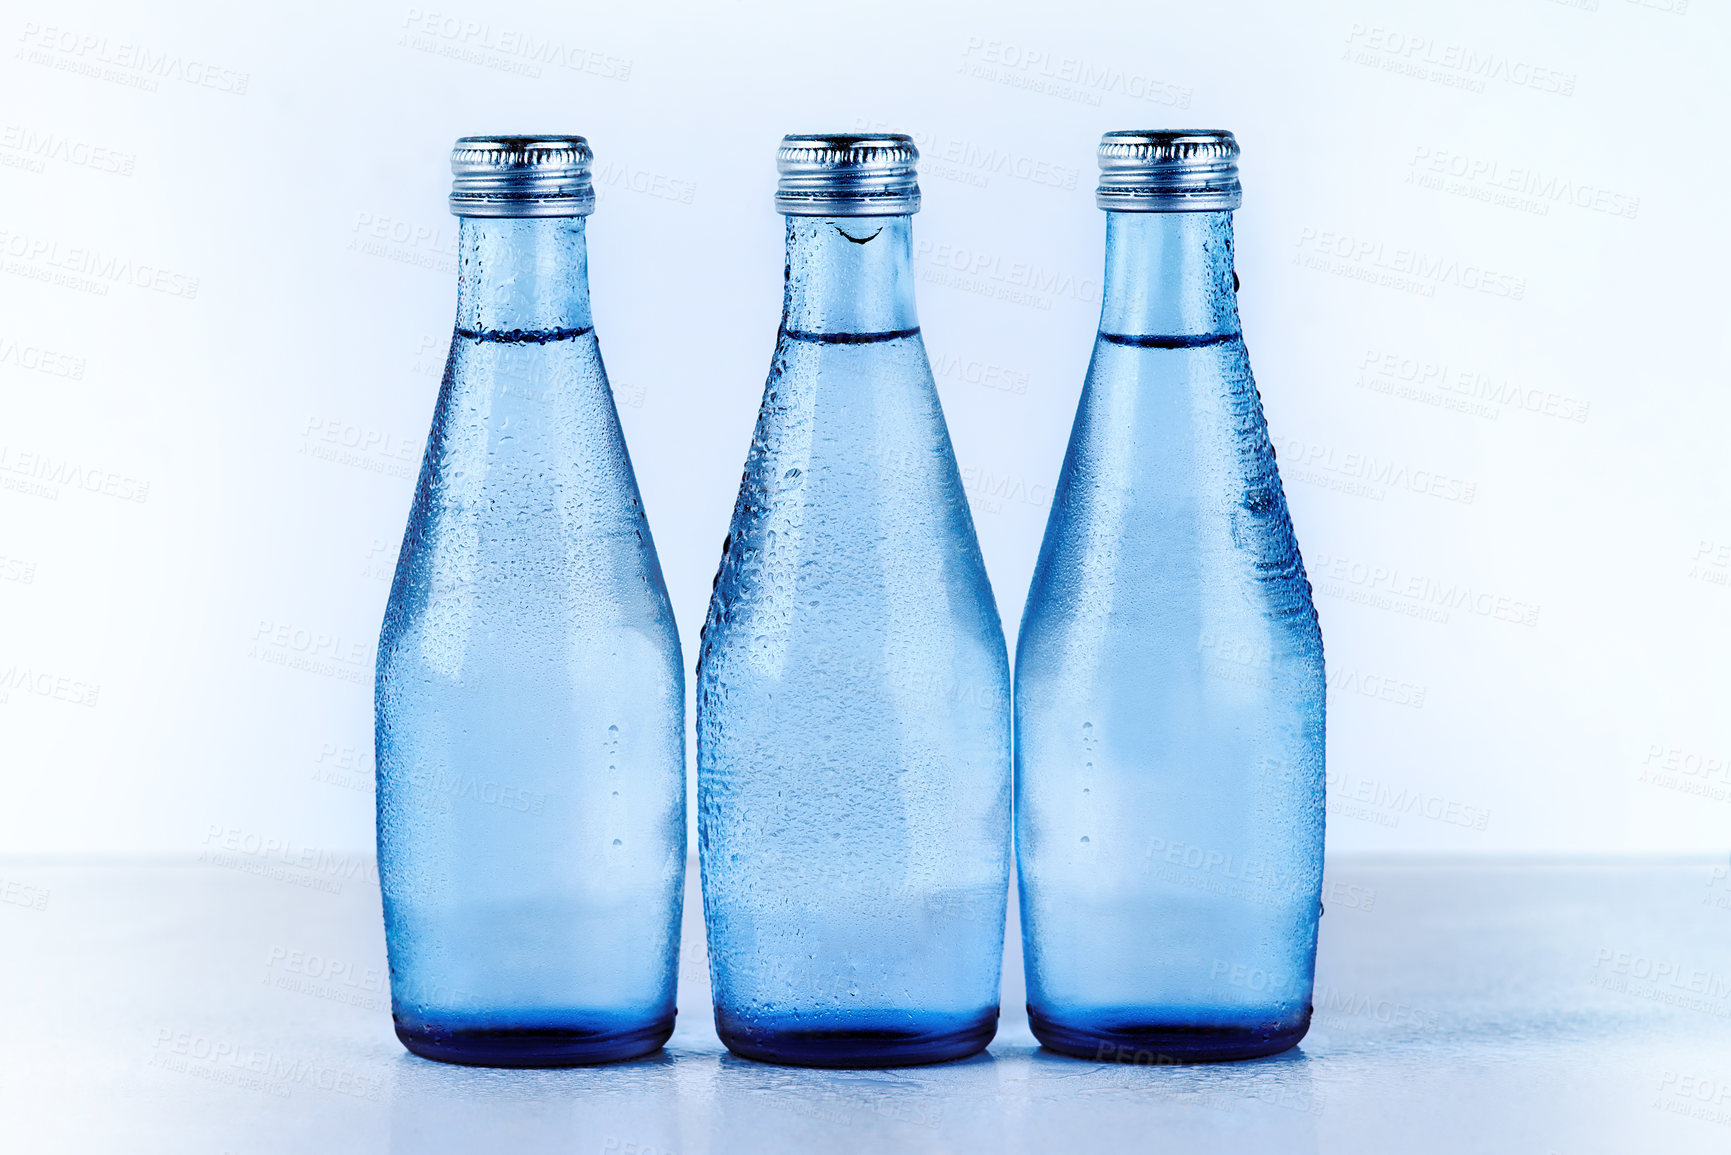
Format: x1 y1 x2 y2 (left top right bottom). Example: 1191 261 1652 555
1 857 1727 1153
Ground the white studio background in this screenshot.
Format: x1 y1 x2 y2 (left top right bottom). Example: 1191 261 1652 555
0 0 1724 862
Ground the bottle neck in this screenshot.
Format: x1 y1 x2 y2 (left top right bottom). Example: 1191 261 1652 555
781 216 918 338
1098 211 1239 340
454 216 593 336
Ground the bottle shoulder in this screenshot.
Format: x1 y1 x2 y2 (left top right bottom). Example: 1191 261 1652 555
1019 335 1318 664
736 332 963 535
699 332 1006 679
380 332 679 668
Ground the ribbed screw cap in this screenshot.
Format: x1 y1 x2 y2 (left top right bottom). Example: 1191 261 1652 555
775 134 921 217
1096 130 1242 212
449 135 595 218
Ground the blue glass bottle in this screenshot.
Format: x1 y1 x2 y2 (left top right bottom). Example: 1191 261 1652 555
375 137 685 1067
1016 132 1325 1062
697 135 1012 1068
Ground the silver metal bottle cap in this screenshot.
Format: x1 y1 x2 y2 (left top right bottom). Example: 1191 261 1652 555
775 134 921 217
449 135 595 218
1096 130 1242 212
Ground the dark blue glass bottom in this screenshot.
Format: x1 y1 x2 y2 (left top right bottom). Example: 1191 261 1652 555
1028 1004 1311 1063
394 1011 675 1068
715 1007 998 1068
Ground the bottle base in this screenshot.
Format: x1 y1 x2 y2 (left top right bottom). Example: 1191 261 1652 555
1027 1005 1310 1063
394 1012 675 1068
716 1007 998 1068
